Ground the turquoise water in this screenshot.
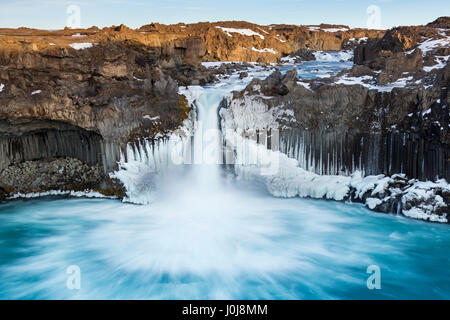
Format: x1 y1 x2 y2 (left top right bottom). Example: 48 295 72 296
0 186 448 299
279 53 353 79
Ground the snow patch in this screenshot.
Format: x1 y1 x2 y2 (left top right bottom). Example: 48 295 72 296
69 42 93 50
143 115 160 121
417 36 450 55
335 75 414 92
252 47 277 54
336 75 373 86
401 180 449 223
297 81 312 91
423 55 450 72
322 28 349 33
216 27 264 40
348 37 368 44
280 56 296 64
257 27 269 35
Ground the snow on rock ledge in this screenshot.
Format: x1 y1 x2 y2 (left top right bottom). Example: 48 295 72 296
220 96 449 223
232 141 449 223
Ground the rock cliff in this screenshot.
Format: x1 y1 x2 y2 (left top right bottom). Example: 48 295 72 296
218 17 450 222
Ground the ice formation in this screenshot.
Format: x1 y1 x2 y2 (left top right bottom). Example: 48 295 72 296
220 92 449 223
110 111 195 205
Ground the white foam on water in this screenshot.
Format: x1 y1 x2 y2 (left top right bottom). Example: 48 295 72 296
313 50 353 62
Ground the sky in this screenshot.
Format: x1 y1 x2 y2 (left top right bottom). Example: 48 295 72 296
0 0 448 30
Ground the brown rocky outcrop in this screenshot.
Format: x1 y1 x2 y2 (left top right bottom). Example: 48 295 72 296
354 18 449 77
220 60 449 221
223 31 449 181
427 16 450 28
137 21 384 63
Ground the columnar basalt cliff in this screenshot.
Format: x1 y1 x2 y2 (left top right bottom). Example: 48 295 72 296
219 17 450 222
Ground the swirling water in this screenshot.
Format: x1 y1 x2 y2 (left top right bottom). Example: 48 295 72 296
0 54 448 299
0 187 449 299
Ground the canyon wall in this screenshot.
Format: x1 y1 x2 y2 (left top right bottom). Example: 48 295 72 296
0 18 448 202
218 18 449 221
138 21 384 63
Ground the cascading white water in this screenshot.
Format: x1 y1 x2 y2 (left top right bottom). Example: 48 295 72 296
191 87 224 190
111 65 275 202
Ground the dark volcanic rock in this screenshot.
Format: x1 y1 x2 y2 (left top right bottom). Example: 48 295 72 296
426 16 450 28
0 158 125 198
223 62 449 181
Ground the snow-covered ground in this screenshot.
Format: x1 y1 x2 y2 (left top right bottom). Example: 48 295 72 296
415 35 450 55
252 47 277 54
307 26 349 33
69 42 93 50
215 26 265 39
335 75 416 92
71 33 87 38
424 55 450 72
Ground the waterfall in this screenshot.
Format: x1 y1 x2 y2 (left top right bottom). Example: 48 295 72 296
191 86 224 190
111 83 233 203
110 65 277 204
